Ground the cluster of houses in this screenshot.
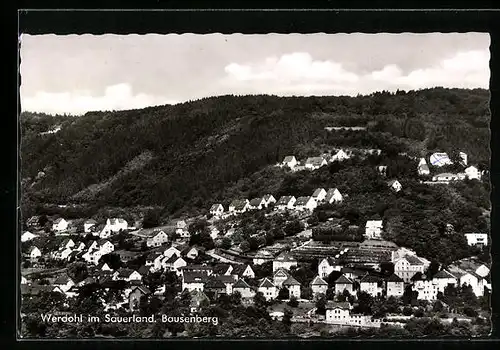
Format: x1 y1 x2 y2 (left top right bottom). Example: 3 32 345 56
417 152 483 183
278 150 351 172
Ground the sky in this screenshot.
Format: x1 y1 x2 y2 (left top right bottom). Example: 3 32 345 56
20 33 490 115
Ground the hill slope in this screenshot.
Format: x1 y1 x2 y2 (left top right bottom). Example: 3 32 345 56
21 88 490 220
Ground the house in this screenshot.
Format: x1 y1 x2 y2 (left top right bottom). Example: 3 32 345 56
232 264 255 279
334 275 354 295
447 267 485 297
180 265 214 276
377 166 388 176
146 252 163 267
312 188 327 202
59 238 75 250
365 220 383 239
217 275 237 294
432 173 459 182
429 152 453 167
386 274 405 297
83 248 104 265
183 246 202 260
464 233 488 247
258 278 277 301
54 247 73 260
209 204 224 216
273 268 291 288
146 230 169 248
129 285 151 310
305 157 328 170
325 301 351 324
318 257 342 278
465 165 481 180
228 199 250 214
273 252 298 272
359 275 383 298
310 275 328 297
331 149 350 162
189 290 210 313
182 272 209 292
114 268 142 282
281 156 298 170
459 152 468 166
27 246 42 260
175 220 190 238
162 255 187 273
263 194 277 207
432 270 458 293
213 263 233 276
387 179 402 192
53 276 75 292
232 279 255 298
97 239 115 255
21 275 28 284
84 219 97 233
394 255 426 283
324 188 343 204
52 218 69 232
275 196 296 211
283 276 301 299
204 277 227 299
106 218 128 232
164 245 182 259
74 242 86 251
418 158 430 176
97 262 112 271
411 273 438 301
294 196 317 212
249 197 267 210
21 231 37 242
253 250 274 265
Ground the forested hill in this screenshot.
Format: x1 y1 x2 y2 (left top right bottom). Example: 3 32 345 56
21 88 490 220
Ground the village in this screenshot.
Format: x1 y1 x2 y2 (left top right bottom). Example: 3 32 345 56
20 148 490 336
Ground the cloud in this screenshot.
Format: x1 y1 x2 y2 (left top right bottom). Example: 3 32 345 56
21 83 179 115
221 49 489 97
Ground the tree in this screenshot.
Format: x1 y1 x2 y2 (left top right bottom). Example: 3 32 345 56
315 295 327 315
301 286 313 300
354 291 374 315
425 260 440 279
239 240 250 253
142 209 162 228
277 287 290 300
380 262 395 276
67 262 88 283
220 237 232 250
287 296 299 307
99 253 123 270
253 291 267 309
282 308 293 332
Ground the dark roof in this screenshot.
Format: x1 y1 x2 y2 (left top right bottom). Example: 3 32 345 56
117 268 137 278
259 278 275 288
283 276 301 286
334 275 353 284
137 265 150 276
183 272 209 284
312 188 326 197
249 198 264 207
230 199 248 210
410 272 428 282
147 252 163 261
233 279 251 289
386 274 404 283
305 157 326 166
165 255 179 264
131 285 151 295
433 270 456 279
53 275 72 285
325 301 350 310
402 255 424 265
276 196 294 205
283 156 296 163
213 263 232 275
295 196 312 206
274 268 291 278
205 277 226 289
311 276 328 286
360 275 382 283
232 264 253 276
216 275 237 284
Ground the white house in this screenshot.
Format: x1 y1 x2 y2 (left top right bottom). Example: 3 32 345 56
146 230 169 247
175 220 190 238
334 275 354 295
209 204 224 216
164 245 182 259
28 246 41 260
84 219 97 233
209 226 220 240
465 166 481 180
294 196 317 212
54 247 73 260
163 255 187 273
233 264 255 279
312 188 327 202
432 270 458 293
52 218 69 232
146 252 163 267
283 276 301 299
331 149 350 162
359 275 383 298
394 255 425 283
275 196 296 211
97 239 115 255
114 268 142 282
365 220 383 240
232 279 255 298
273 252 298 272
60 238 75 250
386 274 405 297
253 250 274 265
249 197 267 210
377 165 388 176
387 179 402 192
184 246 200 260
418 158 431 176
305 157 328 170
324 188 343 204
281 156 298 170
21 231 37 242
273 268 291 288
310 275 328 297
263 194 277 207
429 152 453 167
100 218 128 238
464 233 488 247
459 152 468 166
325 302 351 324
450 270 485 297
258 278 277 301
82 248 103 265
318 257 342 278
228 199 250 214
412 273 439 301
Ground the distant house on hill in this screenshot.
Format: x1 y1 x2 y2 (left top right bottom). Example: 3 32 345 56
27 246 42 260
273 268 291 288
310 275 328 297
275 196 296 211
228 199 250 214
52 218 69 232
146 230 169 247
359 275 384 297
312 188 327 202
281 156 298 170
394 255 425 283
429 152 453 167
273 252 297 272
210 204 224 216
365 220 383 239
283 276 301 299
465 165 481 180
84 219 97 233
387 179 402 192
258 278 277 300
459 152 468 166
263 194 276 207
129 285 151 310
305 157 328 170
324 188 343 204
21 231 37 242
386 274 405 297
377 165 388 176
233 279 255 299
464 233 488 247
100 218 128 238
331 149 350 162
294 196 317 212
318 257 342 278
417 158 430 176
334 275 354 295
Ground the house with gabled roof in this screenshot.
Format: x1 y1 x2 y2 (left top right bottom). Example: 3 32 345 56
411 272 438 301
53 275 75 292
464 165 481 180
385 274 404 297
189 289 210 313
312 188 327 202
97 239 114 255
182 272 209 292
365 220 383 240
146 252 163 267
27 246 42 260
146 230 169 248
387 179 402 192
283 275 301 299
232 278 255 298
418 158 430 176
164 245 182 259
447 267 485 297
52 218 69 232
281 156 298 170
305 157 328 170
263 194 276 207
113 268 142 282
204 277 227 299
359 275 383 297
310 275 328 297
377 165 388 177
210 204 224 216
464 233 488 247
318 257 342 278
432 270 458 293
324 188 343 204
325 301 351 324
228 199 250 214
394 255 425 283
294 196 317 212
275 196 296 211
232 264 255 279
258 278 277 300
213 263 233 276
162 255 187 273
273 268 291 288
216 275 237 294
334 275 354 295
273 251 298 272
430 152 453 167
249 197 267 210
84 219 97 233
21 231 37 243
129 285 151 310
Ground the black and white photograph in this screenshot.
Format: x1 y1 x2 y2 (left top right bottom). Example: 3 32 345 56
18 32 492 338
